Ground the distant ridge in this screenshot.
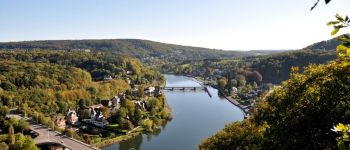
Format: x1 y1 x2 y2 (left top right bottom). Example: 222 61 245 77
0 39 285 62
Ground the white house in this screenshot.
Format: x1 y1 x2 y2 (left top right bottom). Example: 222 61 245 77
66 109 79 125
89 105 109 127
104 75 112 80
230 87 238 94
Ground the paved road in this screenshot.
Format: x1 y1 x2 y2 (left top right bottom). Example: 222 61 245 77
7 114 99 150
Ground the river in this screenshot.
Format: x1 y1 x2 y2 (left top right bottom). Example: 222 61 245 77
102 74 244 150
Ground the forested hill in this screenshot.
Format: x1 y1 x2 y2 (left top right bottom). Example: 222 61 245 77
0 39 284 62
303 34 349 50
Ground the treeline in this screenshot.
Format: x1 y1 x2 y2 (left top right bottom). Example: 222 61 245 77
248 49 336 84
0 39 282 63
0 50 163 82
167 49 336 85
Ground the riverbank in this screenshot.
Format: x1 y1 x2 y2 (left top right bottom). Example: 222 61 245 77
93 98 172 147
189 75 249 117
217 91 249 116
94 132 143 148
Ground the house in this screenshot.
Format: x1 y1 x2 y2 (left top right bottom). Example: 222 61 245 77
144 86 156 96
111 95 121 107
66 109 79 125
89 105 109 127
134 101 146 110
230 87 238 94
104 75 112 80
101 100 112 107
53 116 66 129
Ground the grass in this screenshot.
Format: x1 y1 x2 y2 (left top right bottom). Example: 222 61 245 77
92 131 143 148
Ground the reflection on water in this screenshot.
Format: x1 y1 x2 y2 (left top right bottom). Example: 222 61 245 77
102 74 244 150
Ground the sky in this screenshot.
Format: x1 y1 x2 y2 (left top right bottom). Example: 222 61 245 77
0 0 350 50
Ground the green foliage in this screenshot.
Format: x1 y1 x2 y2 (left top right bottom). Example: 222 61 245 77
0 50 161 83
137 85 145 98
66 128 75 138
124 99 135 118
13 134 38 150
100 106 111 119
0 50 163 118
331 123 350 150
200 59 350 149
217 77 228 89
250 49 336 84
0 60 91 90
255 60 350 149
0 40 271 64
134 107 143 125
17 119 29 133
327 13 350 64
327 14 349 36
141 119 154 133
198 120 265 150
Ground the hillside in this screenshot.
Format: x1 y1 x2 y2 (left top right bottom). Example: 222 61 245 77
303 34 349 50
0 50 176 148
0 39 284 63
249 49 336 84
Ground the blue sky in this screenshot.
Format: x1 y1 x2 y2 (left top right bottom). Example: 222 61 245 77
0 0 350 50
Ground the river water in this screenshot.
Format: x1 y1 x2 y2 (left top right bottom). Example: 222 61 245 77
102 75 244 150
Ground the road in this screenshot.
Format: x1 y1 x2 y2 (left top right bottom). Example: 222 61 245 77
6 114 99 150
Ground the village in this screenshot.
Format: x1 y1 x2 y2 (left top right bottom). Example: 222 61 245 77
46 72 168 147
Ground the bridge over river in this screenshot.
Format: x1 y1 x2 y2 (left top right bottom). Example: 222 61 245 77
162 86 212 97
6 114 99 150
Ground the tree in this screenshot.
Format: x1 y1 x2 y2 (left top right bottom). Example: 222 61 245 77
100 106 111 119
13 134 38 150
217 77 227 90
230 79 238 87
119 118 134 130
66 128 74 138
124 99 136 118
254 61 350 149
138 85 145 98
0 105 9 120
141 119 153 133
201 60 350 149
78 99 86 109
198 120 264 150
21 136 38 150
17 119 29 134
8 125 15 146
134 106 143 125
